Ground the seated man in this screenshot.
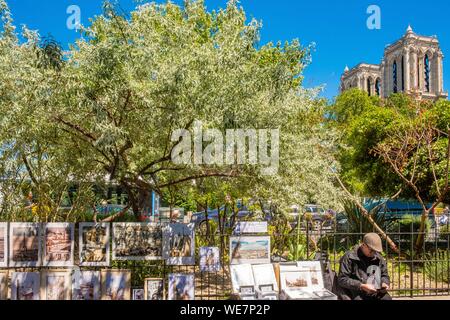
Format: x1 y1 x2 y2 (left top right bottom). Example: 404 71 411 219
337 233 392 300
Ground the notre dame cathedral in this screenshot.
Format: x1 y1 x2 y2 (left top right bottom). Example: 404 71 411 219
340 26 448 101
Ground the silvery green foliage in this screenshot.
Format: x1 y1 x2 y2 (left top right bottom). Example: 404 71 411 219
0 0 342 218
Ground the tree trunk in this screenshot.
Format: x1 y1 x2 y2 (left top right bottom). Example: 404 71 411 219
336 174 400 253
415 209 430 252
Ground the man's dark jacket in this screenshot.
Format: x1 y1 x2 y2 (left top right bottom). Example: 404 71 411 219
337 245 390 299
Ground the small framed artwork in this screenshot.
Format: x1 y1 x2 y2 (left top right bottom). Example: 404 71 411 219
0 271 8 300
233 222 268 235
296 261 324 290
112 223 163 261
132 289 145 300
41 270 72 300
252 264 278 292
43 223 75 267
168 274 195 301
11 272 40 300
144 278 165 300
72 270 101 300
162 223 195 266
0 223 8 267
229 236 271 265
199 247 221 272
101 270 131 300
280 271 311 291
230 264 255 294
239 286 255 295
79 223 110 267
240 294 257 300
259 284 274 293
9 223 42 267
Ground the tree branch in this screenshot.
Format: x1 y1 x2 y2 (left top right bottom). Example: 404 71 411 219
335 173 399 253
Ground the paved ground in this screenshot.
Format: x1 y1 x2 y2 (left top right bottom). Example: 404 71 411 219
394 296 450 300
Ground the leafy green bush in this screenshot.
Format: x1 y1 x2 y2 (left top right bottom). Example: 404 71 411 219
341 198 393 234
391 214 430 245
439 225 450 241
424 250 450 284
326 199 393 250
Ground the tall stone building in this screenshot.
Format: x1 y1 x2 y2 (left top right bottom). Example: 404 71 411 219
341 26 448 101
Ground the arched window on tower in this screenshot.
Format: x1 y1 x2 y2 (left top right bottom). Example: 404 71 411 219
393 61 398 93
367 78 372 96
401 56 405 91
375 78 381 96
424 54 430 92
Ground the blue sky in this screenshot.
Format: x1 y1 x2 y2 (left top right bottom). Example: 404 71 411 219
5 0 450 101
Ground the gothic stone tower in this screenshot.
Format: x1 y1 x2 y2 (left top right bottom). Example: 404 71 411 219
341 26 448 101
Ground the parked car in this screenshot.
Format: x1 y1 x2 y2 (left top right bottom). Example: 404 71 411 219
289 205 335 231
190 203 258 232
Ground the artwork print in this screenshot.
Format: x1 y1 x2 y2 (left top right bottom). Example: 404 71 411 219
79 223 110 267
72 271 101 300
11 272 40 300
9 223 41 267
280 272 311 290
233 222 268 235
229 236 271 265
43 223 74 267
101 270 131 300
163 223 195 265
252 264 278 292
296 261 324 289
199 247 221 272
0 271 7 300
112 223 163 260
0 223 7 267
144 278 165 300
168 274 195 301
41 271 71 300
133 289 145 300
230 264 255 294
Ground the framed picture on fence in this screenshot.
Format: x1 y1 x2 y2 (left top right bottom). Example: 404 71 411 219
79 223 110 267
162 223 195 265
101 270 131 300
132 288 145 300
199 247 221 272
0 223 7 268
229 236 271 265
41 270 72 300
43 223 74 267
11 272 40 300
72 270 101 301
9 223 42 267
168 274 195 301
112 223 163 261
0 271 8 300
144 278 165 300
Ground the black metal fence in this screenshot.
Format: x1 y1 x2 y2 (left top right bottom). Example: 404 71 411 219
119 219 450 299
3 216 450 300
308 216 450 298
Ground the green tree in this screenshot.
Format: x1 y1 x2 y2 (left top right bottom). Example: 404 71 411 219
0 0 341 222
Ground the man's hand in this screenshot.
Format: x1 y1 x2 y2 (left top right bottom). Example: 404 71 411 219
360 283 377 294
379 283 389 292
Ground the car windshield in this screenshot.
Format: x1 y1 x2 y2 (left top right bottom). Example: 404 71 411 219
305 206 324 213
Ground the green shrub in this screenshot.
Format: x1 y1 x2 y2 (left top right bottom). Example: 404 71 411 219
439 225 450 241
424 250 450 284
391 214 430 245
326 199 393 250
